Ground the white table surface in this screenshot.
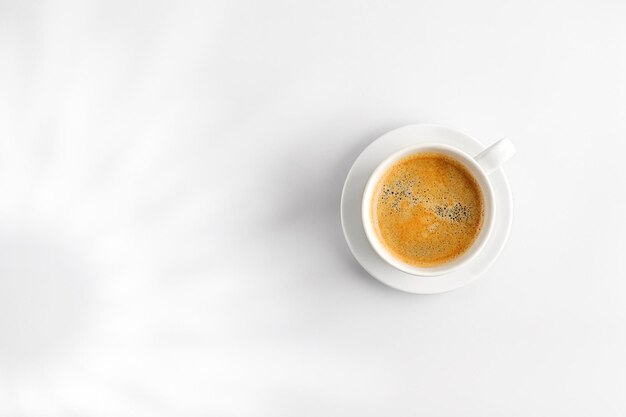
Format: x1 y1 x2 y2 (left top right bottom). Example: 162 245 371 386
1 1 625 415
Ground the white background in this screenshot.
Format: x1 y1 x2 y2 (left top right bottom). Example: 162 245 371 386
1 0 625 415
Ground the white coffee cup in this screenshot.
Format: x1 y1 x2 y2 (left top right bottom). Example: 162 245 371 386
361 138 516 276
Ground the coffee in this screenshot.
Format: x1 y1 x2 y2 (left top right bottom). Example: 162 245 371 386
370 152 484 267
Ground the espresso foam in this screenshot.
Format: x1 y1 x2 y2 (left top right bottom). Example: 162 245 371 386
371 152 484 267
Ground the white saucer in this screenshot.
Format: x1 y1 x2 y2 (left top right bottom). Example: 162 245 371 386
340 124 513 294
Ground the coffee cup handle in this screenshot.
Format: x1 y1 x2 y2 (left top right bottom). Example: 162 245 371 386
474 138 517 174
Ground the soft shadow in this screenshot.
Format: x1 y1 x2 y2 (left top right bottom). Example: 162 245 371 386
262 122 410 288
0 232 93 374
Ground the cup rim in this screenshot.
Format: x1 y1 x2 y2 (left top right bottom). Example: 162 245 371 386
361 142 497 277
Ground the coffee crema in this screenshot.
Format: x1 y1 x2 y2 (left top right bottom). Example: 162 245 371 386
370 152 484 267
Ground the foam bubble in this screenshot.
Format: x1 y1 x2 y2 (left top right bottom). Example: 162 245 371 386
371 152 484 267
